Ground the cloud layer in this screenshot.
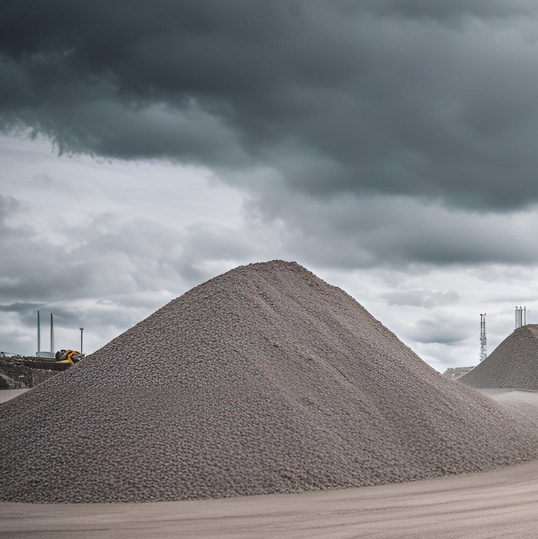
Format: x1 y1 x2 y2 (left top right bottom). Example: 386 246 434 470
2 2 538 369
3 1 538 210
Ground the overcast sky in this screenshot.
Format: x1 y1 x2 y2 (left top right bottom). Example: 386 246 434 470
2 1 538 372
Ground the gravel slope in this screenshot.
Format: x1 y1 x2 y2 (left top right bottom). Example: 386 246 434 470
459 325 538 389
1 261 537 503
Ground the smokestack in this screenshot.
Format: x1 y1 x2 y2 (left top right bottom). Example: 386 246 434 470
50 313 54 355
37 310 41 354
515 306 528 329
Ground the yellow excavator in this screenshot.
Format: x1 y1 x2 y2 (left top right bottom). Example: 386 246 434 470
6 349 86 373
54 349 84 365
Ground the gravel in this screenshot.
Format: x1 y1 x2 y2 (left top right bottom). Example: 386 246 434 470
459 325 538 389
0 358 32 389
1 260 537 503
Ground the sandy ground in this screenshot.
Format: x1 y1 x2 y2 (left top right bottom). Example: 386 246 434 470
2 388 538 538
0 388 28 404
479 389 538 425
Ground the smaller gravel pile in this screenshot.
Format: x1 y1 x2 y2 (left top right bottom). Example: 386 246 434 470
460 325 538 389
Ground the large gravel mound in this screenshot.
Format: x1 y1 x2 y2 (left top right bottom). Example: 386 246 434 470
1 261 537 503
459 325 538 389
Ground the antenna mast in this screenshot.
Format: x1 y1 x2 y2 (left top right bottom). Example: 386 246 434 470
480 313 487 362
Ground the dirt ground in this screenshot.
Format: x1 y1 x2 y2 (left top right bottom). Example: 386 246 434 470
0 389 28 404
2 388 538 539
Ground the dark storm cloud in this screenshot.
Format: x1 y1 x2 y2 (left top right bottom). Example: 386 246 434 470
367 0 538 20
3 1 538 210
0 302 41 315
256 192 538 268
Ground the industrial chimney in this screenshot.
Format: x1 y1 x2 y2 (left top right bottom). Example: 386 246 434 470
36 310 55 358
515 306 527 329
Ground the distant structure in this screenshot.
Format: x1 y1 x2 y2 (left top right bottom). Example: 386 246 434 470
480 313 487 362
443 366 474 380
515 306 527 329
36 310 55 358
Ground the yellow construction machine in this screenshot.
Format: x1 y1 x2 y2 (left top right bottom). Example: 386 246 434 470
54 349 84 365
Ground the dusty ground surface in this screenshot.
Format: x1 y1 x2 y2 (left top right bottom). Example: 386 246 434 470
0 389 28 404
477 389 538 428
2 457 538 539
2 388 538 538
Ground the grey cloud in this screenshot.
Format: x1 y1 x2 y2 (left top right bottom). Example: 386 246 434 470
0 302 42 321
173 222 265 286
2 2 538 210
0 298 144 356
0 198 170 303
0 302 90 338
31 173 57 188
408 315 469 344
254 192 538 269
0 195 21 225
11 101 249 165
0 194 264 353
365 0 538 21
382 289 460 308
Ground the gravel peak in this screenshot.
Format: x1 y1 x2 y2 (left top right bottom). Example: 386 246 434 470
1 262 537 503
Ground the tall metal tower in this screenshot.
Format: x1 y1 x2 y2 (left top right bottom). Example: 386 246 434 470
480 313 487 362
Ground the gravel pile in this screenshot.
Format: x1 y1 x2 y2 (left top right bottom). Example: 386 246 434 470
459 325 538 389
0 358 32 389
1 261 537 503
0 372 25 389
0 357 65 389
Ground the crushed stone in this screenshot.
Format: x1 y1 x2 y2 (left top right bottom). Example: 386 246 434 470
1 261 537 503
459 325 538 390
